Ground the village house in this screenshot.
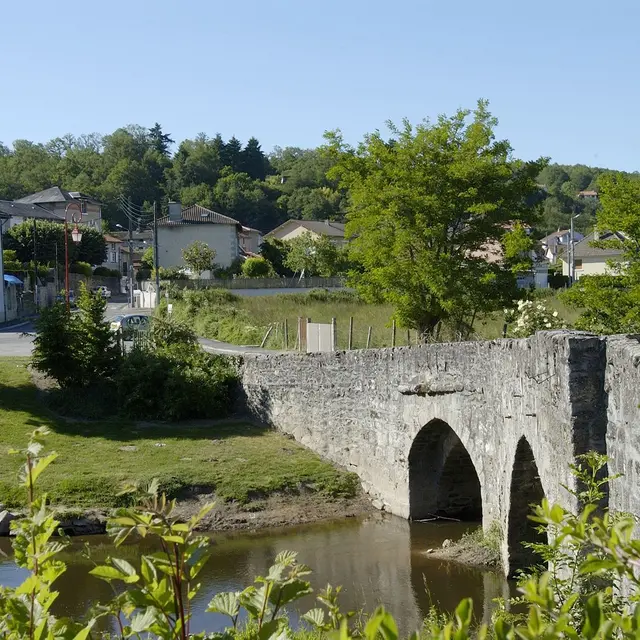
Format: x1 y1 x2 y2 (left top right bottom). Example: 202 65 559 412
14 187 102 229
102 234 123 273
157 202 244 275
559 230 625 280
539 229 584 264
265 219 347 247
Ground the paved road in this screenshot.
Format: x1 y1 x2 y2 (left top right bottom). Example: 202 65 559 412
0 303 276 357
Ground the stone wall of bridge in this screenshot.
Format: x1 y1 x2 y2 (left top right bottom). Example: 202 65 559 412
239 331 618 575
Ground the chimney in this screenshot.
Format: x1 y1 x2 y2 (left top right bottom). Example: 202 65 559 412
593 229 600 241
168 201 181 222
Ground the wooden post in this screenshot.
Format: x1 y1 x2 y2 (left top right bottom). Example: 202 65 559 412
296 317 301 351
391 319 396 347
284 318 289 349
366 326 372 349
406 329 410 346
260 325 273 348
348 316 354 350
331 317 337 351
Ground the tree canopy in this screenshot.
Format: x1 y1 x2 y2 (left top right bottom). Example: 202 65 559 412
325 100 546 337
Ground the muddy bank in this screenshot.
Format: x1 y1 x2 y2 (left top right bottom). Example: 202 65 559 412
423 534 502 571
1 492 373 537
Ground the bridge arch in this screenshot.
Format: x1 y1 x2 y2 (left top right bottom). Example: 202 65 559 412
408 419 482 521
507 436 546 574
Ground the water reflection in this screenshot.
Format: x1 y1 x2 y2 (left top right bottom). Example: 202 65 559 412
0 515 509 636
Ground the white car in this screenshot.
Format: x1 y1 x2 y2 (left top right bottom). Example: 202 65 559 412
92 285 112 299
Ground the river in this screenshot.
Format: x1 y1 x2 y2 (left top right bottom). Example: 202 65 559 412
0 514 510 637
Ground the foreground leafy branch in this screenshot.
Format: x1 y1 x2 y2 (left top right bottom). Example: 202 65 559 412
2 435 640 639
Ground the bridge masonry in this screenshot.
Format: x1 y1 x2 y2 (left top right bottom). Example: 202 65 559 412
239 331 639 575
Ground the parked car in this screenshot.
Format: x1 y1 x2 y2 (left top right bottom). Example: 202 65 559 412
110 314 151 340
91 286 111 299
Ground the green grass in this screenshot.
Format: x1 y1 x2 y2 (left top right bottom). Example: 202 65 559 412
169 288 579 350
0 358 358 509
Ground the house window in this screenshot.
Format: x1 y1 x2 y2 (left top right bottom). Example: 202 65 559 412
575 259 583 270
110 251 117 263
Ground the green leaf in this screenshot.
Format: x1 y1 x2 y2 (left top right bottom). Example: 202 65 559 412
207 592 240 618
129 607 160 633
29 453 58 486
89 565 126 582
111 558 139 583
302 608 325 628
364 607 398 640
454 598 473 629
72 620 96 640
269 579 313 608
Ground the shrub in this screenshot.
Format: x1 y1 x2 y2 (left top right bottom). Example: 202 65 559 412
505 299 567 337
549 271 570 289
32 283 121 388
213 256 244 279
69 261 92 277
241 256 274 278
116 346 238 420
93 266 120 277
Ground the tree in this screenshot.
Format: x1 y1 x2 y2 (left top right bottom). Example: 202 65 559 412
148 122 174 157
282 232 345 277
259 238 293 276
325 100 547 337
5 220 106 267
181 240 216 279
562 172 640 333
32 284 119 388
141 246 155 270
241 256 274 278
241 137 269 181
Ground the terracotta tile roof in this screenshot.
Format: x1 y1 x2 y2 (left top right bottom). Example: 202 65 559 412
158 204 240 226
265 219 346 238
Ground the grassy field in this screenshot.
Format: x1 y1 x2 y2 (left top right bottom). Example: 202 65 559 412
169 288 580 350
0 358 358 509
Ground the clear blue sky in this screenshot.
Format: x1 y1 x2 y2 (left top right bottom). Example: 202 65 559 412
2 0 639 171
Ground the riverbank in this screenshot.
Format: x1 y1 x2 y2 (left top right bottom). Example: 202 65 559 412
0 357 367 532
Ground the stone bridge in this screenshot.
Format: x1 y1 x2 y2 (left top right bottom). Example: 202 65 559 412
240 331 640 575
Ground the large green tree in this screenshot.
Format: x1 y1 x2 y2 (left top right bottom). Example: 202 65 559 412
562 172 640 333
325 101 546 337
5 220 106 266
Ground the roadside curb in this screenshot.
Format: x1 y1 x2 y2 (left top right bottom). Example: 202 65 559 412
0 318 37 332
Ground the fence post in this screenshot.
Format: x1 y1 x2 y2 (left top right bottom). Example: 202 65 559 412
366 326 372 349
331 317 337 351
391 319 396 347
284 318 288 349
406 329 410 346
348 316 353 350
296 317 301 351
260 325 273 348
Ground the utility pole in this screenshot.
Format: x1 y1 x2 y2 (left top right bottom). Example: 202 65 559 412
32 218 38 308
128 197 134 308
153 201 160 306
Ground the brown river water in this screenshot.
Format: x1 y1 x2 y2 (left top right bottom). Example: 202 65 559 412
0 515 511 637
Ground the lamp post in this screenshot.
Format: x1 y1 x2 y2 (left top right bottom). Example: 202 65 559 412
569 213 581 284
64 201 85 312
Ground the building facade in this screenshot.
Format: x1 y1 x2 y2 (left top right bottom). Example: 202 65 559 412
157 203 242 274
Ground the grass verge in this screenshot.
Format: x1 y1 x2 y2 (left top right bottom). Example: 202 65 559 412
167 288 579 350
0 357 359 510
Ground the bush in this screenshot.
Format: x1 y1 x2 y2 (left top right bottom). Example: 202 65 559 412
93 266 120 277
549 271 570 289
505 299 567 337
32 283 121 388
213 257 244 279
69 261 92 277
116 346 238 420
241 256 274 278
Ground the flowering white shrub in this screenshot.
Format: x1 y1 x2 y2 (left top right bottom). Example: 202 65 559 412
505 299 566 337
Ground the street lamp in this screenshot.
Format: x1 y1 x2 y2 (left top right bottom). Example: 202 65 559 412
569 213 581 284
64 201 85 312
